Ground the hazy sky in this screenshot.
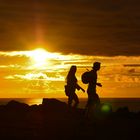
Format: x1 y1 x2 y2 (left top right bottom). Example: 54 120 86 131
0 0 140 98
0 0 140 56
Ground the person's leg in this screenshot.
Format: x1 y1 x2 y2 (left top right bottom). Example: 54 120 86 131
68 95 73 107
94 93 100 107
85 94 96 120
73 93 79 108
85 95 93 119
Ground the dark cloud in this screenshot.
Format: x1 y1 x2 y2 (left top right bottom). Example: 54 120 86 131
124 64 140 67
0 0 140 56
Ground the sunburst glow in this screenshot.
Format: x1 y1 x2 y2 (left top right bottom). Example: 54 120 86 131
30 48 48 63
28 48 48 68
26 48 65 69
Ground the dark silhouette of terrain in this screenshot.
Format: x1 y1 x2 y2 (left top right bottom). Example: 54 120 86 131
0 98 139 140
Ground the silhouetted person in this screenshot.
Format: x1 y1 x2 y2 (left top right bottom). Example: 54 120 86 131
65 65 85 108
85 62 102 113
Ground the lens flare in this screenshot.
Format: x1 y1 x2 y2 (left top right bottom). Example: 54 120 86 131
101 103 112 113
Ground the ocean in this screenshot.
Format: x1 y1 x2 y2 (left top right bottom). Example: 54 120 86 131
0 98 140 112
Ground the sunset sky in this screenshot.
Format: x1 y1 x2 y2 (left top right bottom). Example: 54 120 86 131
0 0 140 98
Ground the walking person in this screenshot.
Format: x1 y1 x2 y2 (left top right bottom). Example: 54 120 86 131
82 62 102 118
65 65 85 108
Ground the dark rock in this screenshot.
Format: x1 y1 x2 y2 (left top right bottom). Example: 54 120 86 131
0 98 139 140
42 98 68 110
6 100 29 111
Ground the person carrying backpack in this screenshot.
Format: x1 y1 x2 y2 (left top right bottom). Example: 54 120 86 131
82 62 102 117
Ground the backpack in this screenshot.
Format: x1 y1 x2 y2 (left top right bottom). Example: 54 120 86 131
81 71 91 84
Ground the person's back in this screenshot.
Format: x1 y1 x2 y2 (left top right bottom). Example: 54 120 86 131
67 74 77 94
87 69 97 96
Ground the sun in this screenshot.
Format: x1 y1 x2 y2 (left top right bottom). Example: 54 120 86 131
28 48 49 68
31 48 48 63
26 47 66 70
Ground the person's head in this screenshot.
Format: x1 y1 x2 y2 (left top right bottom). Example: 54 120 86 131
92 62 101 71
66 65 77 81
69 65 77 74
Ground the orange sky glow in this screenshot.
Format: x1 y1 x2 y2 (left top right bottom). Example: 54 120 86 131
0 1 140 99
0 48 140 98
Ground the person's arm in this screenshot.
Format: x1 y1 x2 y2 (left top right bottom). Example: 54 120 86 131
90 81 102 87
76 84 85 92
80 87 85 92
96 83 102 87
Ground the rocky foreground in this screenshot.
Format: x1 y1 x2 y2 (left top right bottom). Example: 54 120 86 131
0 98 139 140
